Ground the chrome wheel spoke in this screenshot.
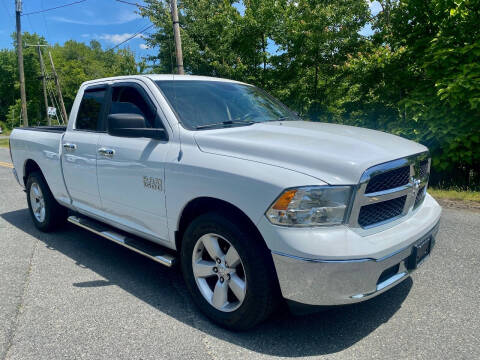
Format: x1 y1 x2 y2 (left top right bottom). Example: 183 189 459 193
212 279 228 309
29 182 45 222
224 246 240 268
229 273 246 302
201 235 224 260
193 260 216 278
192 233 247 313
32 184 40 197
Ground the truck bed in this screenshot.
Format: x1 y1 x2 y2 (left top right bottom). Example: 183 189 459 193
9 126 69 204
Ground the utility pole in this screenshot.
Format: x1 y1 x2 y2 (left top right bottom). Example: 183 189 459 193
170 0 184 75
36 46 50 125
48 51 68 123
15 0 28 127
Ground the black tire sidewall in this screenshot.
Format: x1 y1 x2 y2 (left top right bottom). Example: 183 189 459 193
181 212 276 330
26 172 63 232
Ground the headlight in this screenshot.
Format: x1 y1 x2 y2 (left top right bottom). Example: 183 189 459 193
265 186 352 227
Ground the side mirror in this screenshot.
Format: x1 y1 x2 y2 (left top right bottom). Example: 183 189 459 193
107 113 167 141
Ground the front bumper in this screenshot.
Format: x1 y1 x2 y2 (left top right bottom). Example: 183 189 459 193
272 219 439 306
261 193 442 307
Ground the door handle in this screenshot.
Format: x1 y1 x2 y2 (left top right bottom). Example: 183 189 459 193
98 148 115 158
63 143 77 151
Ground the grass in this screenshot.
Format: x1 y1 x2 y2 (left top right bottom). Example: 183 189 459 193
429 188 480 203
0 138 9 148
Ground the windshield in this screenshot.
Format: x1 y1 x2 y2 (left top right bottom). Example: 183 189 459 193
155 80 299 130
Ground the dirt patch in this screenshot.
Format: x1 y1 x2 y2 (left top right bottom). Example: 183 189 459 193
435 198 480 213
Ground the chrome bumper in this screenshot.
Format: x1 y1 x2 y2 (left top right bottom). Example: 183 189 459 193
272 220 440 306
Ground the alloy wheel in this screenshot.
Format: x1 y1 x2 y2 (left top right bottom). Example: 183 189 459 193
192 233 247 312
30 182 46 223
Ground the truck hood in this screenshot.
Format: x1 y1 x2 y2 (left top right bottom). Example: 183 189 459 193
194 121 427 185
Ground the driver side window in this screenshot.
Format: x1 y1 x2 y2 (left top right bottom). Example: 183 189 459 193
109 85 157 128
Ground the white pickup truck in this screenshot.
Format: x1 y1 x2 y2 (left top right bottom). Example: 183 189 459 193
9 75 441 330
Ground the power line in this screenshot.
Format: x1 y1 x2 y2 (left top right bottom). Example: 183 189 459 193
47 82 64 124
115 0 146 9
112 0 154 51
25 10 35 33
107 24 154 51
22 0 87 16
41 0 51 41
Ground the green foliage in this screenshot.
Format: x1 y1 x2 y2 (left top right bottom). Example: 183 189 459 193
142 0 479 187
2 0 478 187
5 99 23 128
0 34 138 129
337 0 480 187
49 40 137 112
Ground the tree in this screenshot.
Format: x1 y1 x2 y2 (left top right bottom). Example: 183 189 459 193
269 0 370 118
0 34 138 128
142 0 244 77
335 0 480 187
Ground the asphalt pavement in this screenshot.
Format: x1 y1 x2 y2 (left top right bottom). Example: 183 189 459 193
0 148 479 359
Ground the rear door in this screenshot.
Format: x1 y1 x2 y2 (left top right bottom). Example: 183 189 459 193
62 85 107 214
96 80 171 243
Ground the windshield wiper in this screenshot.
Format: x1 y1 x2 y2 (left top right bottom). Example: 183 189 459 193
195 120 255 130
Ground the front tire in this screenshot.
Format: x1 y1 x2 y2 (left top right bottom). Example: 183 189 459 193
26 171 67 232
181 212 278 330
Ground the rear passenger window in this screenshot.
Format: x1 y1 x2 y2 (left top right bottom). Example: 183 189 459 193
76 88 106 131
110 85 156 128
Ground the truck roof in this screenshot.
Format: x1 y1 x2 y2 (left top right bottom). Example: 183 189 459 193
81 74 247 88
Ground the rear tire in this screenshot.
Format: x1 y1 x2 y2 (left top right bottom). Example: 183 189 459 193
26 171 67 232
181 212 278 330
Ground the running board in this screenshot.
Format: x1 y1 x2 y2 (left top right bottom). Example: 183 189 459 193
67 215 176 267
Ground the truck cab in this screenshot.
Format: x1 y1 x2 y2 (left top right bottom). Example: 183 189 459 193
9 75 442 330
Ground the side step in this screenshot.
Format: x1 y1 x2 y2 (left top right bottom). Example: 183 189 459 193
67 215 176 267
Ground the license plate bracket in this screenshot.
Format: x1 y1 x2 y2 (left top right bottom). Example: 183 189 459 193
408 237 432 269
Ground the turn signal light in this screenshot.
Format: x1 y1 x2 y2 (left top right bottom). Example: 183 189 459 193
272 189 297 210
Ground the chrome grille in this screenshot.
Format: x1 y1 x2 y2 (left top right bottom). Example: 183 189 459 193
414 185 426 209
365 165 410 194
416 160 429 180
348 153 430 230
358 196 407 227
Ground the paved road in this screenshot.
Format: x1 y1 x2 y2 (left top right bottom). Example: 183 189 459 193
1 148 479 360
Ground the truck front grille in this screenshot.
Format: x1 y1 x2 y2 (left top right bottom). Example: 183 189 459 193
365 165 410 194
416 159 429 180
414 186 426 209
358 196 407 227
348 153 430 230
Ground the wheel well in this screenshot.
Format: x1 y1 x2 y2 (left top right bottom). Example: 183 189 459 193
23 159 42 186
175 197 266 252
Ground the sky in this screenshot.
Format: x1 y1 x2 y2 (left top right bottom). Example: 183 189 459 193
0 0 155 59
0 0 381 62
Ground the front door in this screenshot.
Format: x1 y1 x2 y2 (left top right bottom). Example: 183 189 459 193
62 85 107 214
96 81 171 243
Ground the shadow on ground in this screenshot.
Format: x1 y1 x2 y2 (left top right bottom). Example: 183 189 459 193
2 208 412 357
